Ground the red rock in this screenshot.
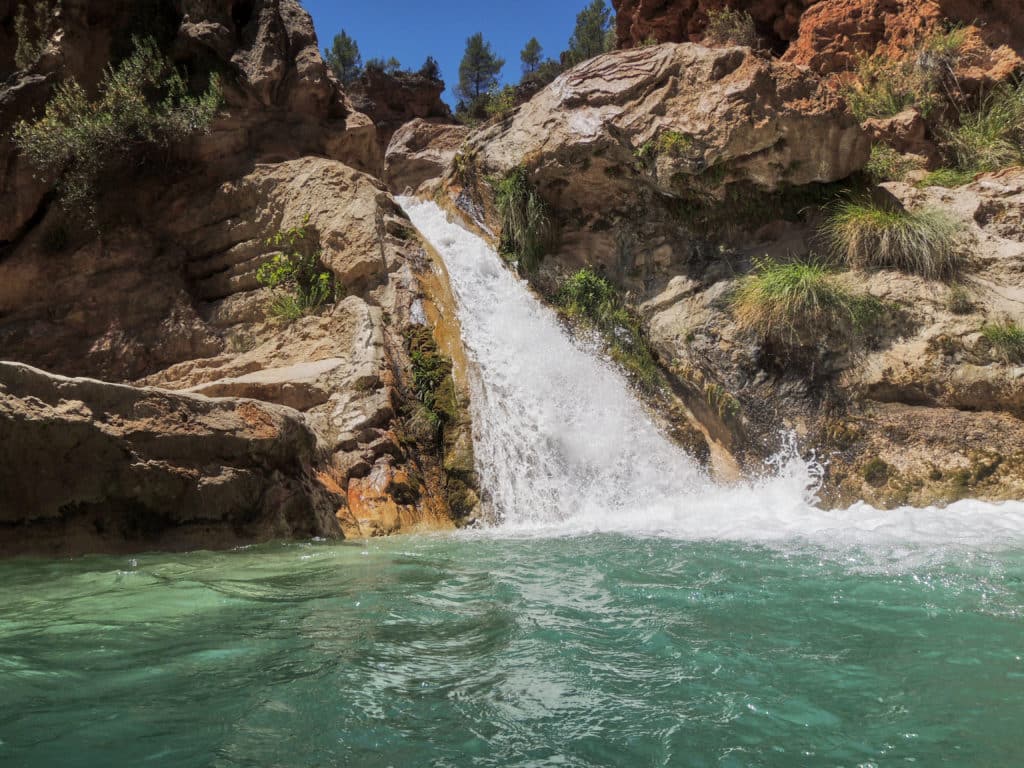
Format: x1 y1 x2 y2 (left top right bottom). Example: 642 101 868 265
612 0 1024 90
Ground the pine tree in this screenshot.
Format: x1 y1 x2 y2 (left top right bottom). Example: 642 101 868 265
564 0 613 66
521 37 542 76
456 33 505 107
419 56 441 81
324 30 362 85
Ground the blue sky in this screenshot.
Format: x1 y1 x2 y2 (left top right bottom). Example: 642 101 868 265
303 0 610 105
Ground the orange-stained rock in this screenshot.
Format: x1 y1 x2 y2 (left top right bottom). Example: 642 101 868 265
345 460 413 537
612 0 1024 91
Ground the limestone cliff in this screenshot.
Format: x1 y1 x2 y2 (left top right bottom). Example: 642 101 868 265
0 0 478 554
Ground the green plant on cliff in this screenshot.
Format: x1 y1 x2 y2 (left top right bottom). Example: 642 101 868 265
404 326 458 439
556 268 662 390
703 8 758 48
14 0 58 70
917 167 977 188
324 29 363 84
730 258 881 346
864 143 925 184
981 319 1024 363
12 36 222 220
484 85 518 119
564 0 614 66
843 28 967 122
494 166 555 272
821 198 964 279
939 80 1024 174
256 216 338 321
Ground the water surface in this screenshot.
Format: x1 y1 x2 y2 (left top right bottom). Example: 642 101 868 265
2 535 1022 767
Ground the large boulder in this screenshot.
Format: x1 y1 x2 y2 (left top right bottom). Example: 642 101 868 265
466 43 867 214
385 119 469 194
0 362 342 556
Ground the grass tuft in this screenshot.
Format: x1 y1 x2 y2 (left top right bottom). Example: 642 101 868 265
917 167 976 188
494 166 555 272
703 8 757 48
940 80 1024 174
821 198 963 279
730 258 881 346
981 319 1024 363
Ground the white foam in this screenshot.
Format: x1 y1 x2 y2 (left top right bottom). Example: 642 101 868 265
400 198 1024 552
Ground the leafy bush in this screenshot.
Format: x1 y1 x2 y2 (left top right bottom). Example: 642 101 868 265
703 8 757 48
842 28 966 122
730 258 881 346
981 319 1024 363
256 216 338 322
12 36 221 219
494 166 555 272
821 198 963 279
940 80 1024 173
484 85 518 119
556 268 662 389
864 143 924 183
14 0 56 70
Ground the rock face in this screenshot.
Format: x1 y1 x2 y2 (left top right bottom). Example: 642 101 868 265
385 119 469 194
0 2 479 555
0 362 341 556
348 67 454 154
447 37 1024 507
461 43 866 284
0 0 380 243
629 169 1024 507
612 0 1024 88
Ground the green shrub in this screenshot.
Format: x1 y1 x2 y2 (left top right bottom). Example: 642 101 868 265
14 0 56 70
940 80 1024 174
484 85 518 119
556 268 662 390
917 167 976 188
864 144 924 183
256 216 338 321
821 198 963 279
494 166 555 272
730 258 881 346
12 36 222 220
703 8 757 48
981 319 1024 363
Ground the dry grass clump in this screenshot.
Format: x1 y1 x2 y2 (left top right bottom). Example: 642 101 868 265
730 258 881 345
703 8 757 49
821 198 964 279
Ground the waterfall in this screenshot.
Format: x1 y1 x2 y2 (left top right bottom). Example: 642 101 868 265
400 198 1024 550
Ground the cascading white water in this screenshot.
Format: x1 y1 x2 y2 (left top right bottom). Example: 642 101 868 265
400 198 1024 551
